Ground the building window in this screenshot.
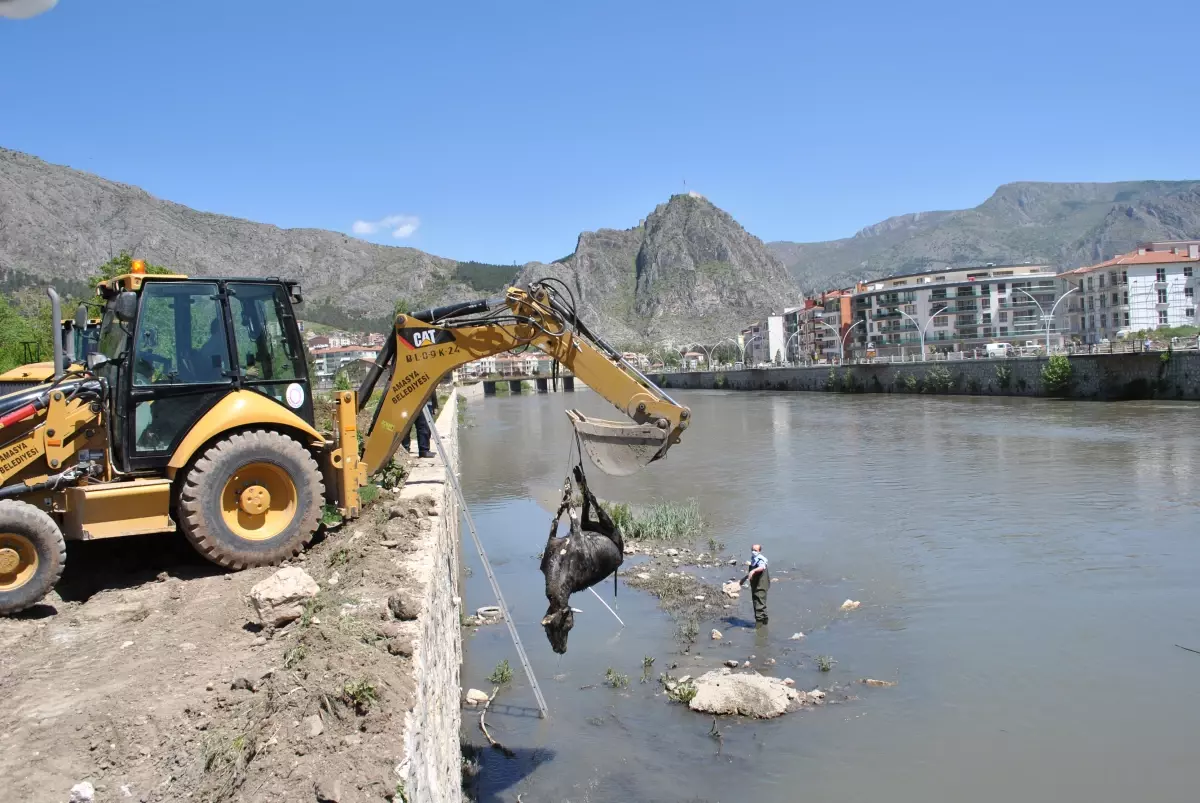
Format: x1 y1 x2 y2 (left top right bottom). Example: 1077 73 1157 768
932 316 948 327
1185 266 1193 277
1158 288 1168 304
1100 314 1107 329
1123 312 1130 326
1159 310 1169 324
904 305 915 315
1099 274 1106 288
1123 291 1128 305
1088 315 1095 329
1187 287 1194 299
1187 308 1196 318
999 311 1008 322
1099 295 1106 308
997 283 1006 293
1088 296 1095 310
1087 277 1094 291
982 313 992 324
1111 293 1118 305
1000 326 1008 334
1156 268 1166 282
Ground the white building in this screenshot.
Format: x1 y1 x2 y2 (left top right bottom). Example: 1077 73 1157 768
1060 242 1198 343
311 345 380 380
851 264 1064 356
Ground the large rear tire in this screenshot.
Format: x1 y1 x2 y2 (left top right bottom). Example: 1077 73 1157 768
0 500 66 615
179 430 324 570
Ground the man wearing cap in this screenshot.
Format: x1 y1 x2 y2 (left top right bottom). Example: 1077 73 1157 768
740 544 769 625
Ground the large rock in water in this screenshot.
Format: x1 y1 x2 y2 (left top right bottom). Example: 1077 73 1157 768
249 567 319 626
688 669 804 718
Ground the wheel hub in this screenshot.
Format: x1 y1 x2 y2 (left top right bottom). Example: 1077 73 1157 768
239 485 271 516
0 547 19 575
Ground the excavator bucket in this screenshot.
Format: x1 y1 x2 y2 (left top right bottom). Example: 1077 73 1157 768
566 409 669 477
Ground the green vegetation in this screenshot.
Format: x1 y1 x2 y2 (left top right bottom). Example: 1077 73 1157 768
1127 325 1199 341
341 678 380 714
488 659 513 685
282 644 307 669
676 619 699 645
321 503 343 527
604 667 630 689
333 370 353 391
995 363 1013 390
816 655 835 672
605 499 704 541
93 250 171 282
374 459 407 490
922 364 954 393
328 548 350 568
359 483 381 505
902 374 919 392
453 261 521 293
1041 354 1073 397
664 674 698 704
640 656 656 683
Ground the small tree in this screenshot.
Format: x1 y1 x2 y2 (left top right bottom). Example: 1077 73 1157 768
1041 355 1073 397
334 370 353 391
92 251 171 283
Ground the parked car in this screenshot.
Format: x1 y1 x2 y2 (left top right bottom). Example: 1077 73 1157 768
985 342 1014 358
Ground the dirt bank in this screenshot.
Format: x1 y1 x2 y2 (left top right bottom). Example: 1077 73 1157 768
0 394 463 803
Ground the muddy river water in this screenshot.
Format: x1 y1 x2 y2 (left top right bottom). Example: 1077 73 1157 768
457 390 1200 803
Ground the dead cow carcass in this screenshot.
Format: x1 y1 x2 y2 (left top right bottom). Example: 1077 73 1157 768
540 466 623 653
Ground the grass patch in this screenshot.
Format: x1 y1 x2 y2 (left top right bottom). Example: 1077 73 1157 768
667 681 698 704
816 655 835 672
341 678 379 714
328 548 350 568
488 659 513 685
299 593 326 628
375 459 407 491
605 499 704 541
359 483 381 505
640 655 655 683
675 619 699 645
321 504 343 527
604 667 630 689
282 644 307 669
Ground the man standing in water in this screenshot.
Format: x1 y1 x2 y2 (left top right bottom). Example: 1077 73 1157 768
740 544 769 625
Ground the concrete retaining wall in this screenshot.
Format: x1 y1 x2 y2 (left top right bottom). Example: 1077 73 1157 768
655 352 1200 400
397 391 463 803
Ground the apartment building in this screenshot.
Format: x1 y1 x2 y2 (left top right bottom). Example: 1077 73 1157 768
850 264 1063 357
1060 242 1198 343
310 345 381 380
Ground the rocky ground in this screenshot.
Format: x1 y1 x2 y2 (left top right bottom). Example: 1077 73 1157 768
0 464 439 803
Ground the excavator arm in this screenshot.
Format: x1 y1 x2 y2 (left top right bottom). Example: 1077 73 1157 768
330 283 691 515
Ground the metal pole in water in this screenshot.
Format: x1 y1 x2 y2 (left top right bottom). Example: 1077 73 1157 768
424 407 549 719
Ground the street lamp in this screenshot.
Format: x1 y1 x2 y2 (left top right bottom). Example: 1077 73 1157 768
784 331 801 365
815 318 864 363
742 333 762 365
1015 286 1078 355
897 306 949 362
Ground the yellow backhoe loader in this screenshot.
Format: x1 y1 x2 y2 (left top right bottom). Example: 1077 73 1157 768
0 266 691 614
0 292 101 395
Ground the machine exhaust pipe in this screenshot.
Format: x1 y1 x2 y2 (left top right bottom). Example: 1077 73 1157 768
46 287 64 380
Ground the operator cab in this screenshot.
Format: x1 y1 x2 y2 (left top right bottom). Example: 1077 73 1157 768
92 270 310 473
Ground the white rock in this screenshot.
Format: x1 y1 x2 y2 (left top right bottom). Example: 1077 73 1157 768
677 675 692 685
808 688 826 700
327 570 340 588
304 713 324 737
69 782 95 803
743 661 751 668
688 670 803 718
120 784 133 798
179 642 197 652
840 599 861 611
249 567 320 626
782 678 795 687
724 659 740 668
120 640 133 650
789 632 805 640
693 595 706 601
721 581 741 599
710 629 723 640
636 573 651 580
728 558 738 565
665 548 679 557
465 688 491 705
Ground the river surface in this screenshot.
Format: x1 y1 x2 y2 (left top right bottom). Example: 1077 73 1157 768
457 389 1200 803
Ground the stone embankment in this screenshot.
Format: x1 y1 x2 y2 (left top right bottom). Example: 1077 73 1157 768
655 352 1200 400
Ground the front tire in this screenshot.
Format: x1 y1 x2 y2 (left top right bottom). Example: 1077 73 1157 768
0 500 67 615
179 430 324 570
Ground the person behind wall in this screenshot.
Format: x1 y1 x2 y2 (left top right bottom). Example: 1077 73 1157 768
740 543 769 625
401 394 439 459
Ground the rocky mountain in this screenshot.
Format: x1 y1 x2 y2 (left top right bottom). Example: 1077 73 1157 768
516 193 797 343
0 149 793 341
770 180 1200 292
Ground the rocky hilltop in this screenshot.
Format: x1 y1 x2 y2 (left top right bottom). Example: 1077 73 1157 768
518 193 796 342
0 149 792 341
771 180 1200 292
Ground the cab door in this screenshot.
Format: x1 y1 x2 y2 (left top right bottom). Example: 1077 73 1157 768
226 282 313 425
121 281 234 472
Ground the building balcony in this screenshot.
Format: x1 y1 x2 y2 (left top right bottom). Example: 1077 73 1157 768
872 310 901 320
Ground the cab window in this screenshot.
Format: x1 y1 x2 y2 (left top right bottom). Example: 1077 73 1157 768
133 282 231 386
228 283 301 382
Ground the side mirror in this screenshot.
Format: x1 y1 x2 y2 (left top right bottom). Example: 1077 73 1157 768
115 291 138 323
87 352 109 371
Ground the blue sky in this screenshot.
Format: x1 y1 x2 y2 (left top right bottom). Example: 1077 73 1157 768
2 0 1198 265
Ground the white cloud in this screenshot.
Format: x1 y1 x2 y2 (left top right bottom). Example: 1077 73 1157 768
0 0 58 19
351 214 420 239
